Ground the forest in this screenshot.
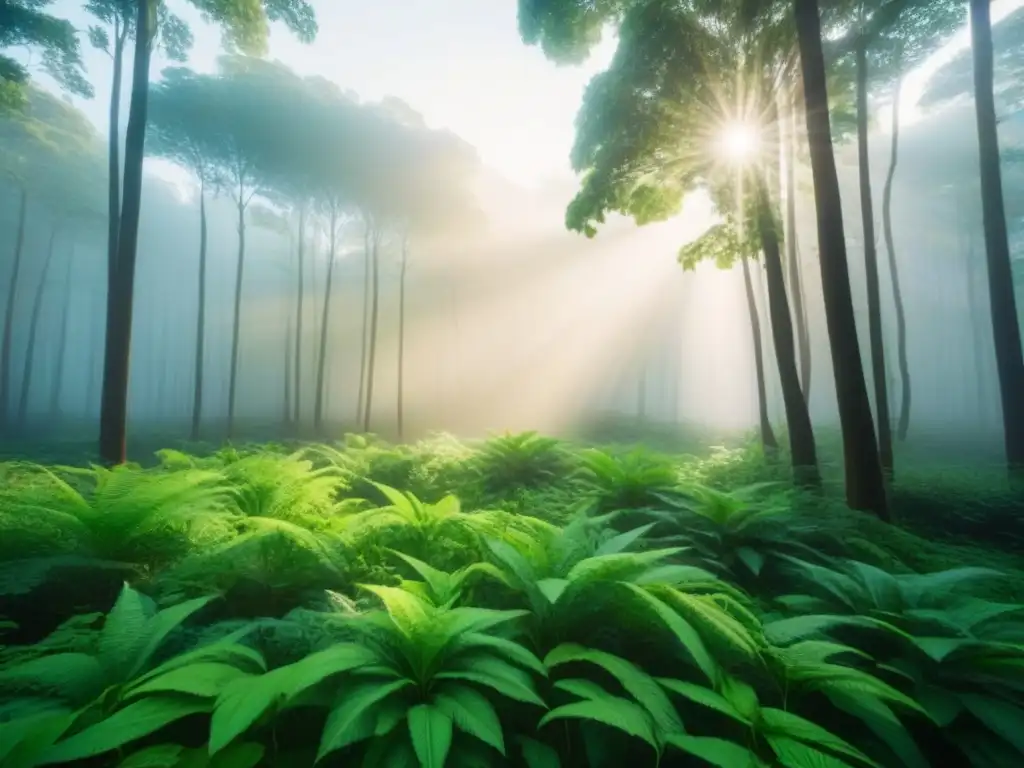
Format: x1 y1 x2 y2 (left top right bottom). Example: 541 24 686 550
0 0 1023 766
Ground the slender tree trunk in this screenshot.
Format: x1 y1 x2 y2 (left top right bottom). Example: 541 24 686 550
881 75 912 443
284 303 292 429
1 186 28 430
855 42 894 477
50 242 75 417
356 221 371 426
794 0 889 519
314 209 338 433
106 21 127 293
363 226 381 433
785 91 812 399
99 0 156 465
755 175 819 486
397 233 409 440
969 0 1024 479
18 226 59 428
190 182 207 442
742 254 778 452
227 198 246 438
293 205 305 429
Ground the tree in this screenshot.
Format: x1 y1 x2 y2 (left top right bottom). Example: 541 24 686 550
0 0 91 110
966 0 1024 479
147 67 222 441
518 0 821 486
0 87 101 430
99 0 317 464
795 0 889 518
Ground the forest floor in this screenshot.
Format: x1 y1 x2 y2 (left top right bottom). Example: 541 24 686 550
0 429 1023 767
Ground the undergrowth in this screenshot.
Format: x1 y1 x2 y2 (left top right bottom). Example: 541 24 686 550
0 431 1021 767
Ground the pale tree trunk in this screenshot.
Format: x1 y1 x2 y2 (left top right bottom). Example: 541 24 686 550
881 75 912 443
793 0 889 519
99 0 157 465
190 181 207 441
742 254 777 452
19 226 60 428
356 221 371 426
969 0 1024 480
363 226 382 433
226 195 247 438
855 40 894 477
293 205 305 428
50 242 75 418
314 208 338 433
106 17 128 295
397 233 409 440
1 186 28 430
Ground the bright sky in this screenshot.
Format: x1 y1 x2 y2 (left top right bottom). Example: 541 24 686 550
41 0 1024 188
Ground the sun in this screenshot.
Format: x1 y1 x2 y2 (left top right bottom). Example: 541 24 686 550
717 122 761 163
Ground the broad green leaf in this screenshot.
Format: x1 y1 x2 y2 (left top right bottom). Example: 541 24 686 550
99 584 151 676
827 691 930 768
665 733 762 767
125 662 251 700
209 742 265 768
565 548 684 585
434 683 505 755
960 692 1024 754
518 736 561 768
720 677 760 721
536 578 569 604
128 595 216 679
360 585 434 635
439 656 546 707
209 673 284 754
408 704 453 768
539 697 658 752
544 644 682 733
277 642 377 699
767 735 855 767
554 678 611 702
41 697 209 763
317 679 412 760
0 653 105 702
761 708 879 767
736 547 765 576
594 524 656 556
0 711 74 768
449 632 547 676
657 678 747 723
620 583 717 682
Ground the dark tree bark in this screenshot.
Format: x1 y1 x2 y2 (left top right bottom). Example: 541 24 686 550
794 0 889 519
106 16 128 295
99 0 156 465
293 205 305 428
1 186 28 431
969 0 1024 479
190 182 207 442
742 254 778 452
397 233 409 440
785 90 812 399
363 226 382 433
18 226 59 428
226 197 247 438
50 242 75 417
881 75 912 443
755 175 819 487
314 207 339 433
855 41 894 477
356 222 371 426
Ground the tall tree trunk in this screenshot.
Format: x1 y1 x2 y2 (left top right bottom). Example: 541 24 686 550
785 90 812 399
742 254 778 452
190 182 207 442
356 221 371 426
856 41 894 477
755 175 819 486
293 205 305 428
397 233 409 440
969 0 1024 479
18 226 59 428
50 242 75 417
1 186 28 430
226 198 246 437
99 0 157 465
284 302 292 428
794 0 889 519
882 75 912 443
314 209 338 433
106 19 127 293
363 227 381 433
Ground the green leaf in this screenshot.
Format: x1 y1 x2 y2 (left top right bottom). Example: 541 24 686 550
594 524 656 556
665 733 762 767
544 644 682 733
41 697 209 764
209 742 265 768
209 674 284 755
536 578 570 604
434 683 505 755
317 679 412 761
767 735 855 767
277 642 377 699
620 583 717 682
437 657 546 707
761 708 878 767
539 697 658 752
0 652 105 702
408 703 453 768
0 711 74 768
449 633 547 676
125 663 251 700
826 691 930 768
117 744 184 767
518 737 560 768
99 583 151 676
128 595 215 679
736 547 765 576
960 693 1024 754
657 678 748 723
554 678 610 702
